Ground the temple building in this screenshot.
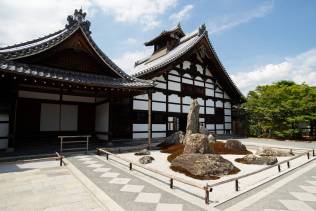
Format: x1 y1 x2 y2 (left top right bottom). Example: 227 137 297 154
0 9 244 151
0 9 154 150
132 24 244 139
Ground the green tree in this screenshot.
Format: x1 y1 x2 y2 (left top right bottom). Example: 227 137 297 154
242 81 316 139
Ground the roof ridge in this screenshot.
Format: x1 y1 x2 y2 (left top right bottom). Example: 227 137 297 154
0 28 66 50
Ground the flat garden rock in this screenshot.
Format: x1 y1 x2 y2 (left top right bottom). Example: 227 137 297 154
161 131 185 146
236 154 278 165
139 156 155 164
171 154 239 179
224 140 247 152
135 149 150 156
256 147 294 157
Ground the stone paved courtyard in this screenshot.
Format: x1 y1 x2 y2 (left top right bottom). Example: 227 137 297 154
0 160 106 211
1 138 316 211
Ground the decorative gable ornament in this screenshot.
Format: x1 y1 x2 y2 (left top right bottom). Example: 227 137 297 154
66 8 91 34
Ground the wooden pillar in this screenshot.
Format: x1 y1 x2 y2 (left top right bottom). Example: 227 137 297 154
148 90 152 150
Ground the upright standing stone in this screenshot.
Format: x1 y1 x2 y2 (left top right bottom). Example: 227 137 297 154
186 99 200 135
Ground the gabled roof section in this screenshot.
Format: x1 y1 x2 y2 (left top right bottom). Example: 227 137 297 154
133 24 244 101
0 9 152 86
134 25 206 76
144 23 185 46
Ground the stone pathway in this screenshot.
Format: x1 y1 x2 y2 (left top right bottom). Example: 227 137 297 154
219 160 316 211
67 155 207 211
0 160 106 211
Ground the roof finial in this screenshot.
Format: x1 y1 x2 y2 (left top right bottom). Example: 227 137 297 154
198 23 206 35
66 8 91 34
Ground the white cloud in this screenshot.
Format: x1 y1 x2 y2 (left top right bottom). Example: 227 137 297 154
169 4 194 23
231 48 316 95
91 0 178 30
0 0 178 46
0 0 91 46
124 38 138 45
208 1 273 34
113 48 152 74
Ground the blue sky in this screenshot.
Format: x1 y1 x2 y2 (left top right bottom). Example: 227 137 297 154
0 0 315 94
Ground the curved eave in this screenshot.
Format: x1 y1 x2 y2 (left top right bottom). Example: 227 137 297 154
0 24 151 86
0 60 154 89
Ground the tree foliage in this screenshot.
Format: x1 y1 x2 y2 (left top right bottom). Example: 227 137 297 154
242 81 316 139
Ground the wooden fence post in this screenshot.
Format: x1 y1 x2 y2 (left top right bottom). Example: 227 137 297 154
170 178 174 189
235 179 239 191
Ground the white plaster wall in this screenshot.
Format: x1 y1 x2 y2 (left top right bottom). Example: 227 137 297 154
182 73 193 84
169 94 180 103
133 133 147 139
196 64 203 74
215 92 223 98
95 103 109 133
206 107 215 114
156 82 166 89
197 98 204 106
216 101 223 108
183 61 191 69
152 132 166 138
206 99 214 107
182 96 192 104
205 68 212 76
168 81 181 91
224 109 231 116
133 124 148 132
182 105 189 113
134 94 148 100
152 124 166 131
152 75 165 82
206 124 215 130
169 104 180 113
152 102 166 112
199 106 205 114
216 124 224 130
168 75 181 82
224 102 231 108
225 123 232 129
153 92 166 102
169 70 180 75
133 100 148 110
205 88 214 96
225 116 232 122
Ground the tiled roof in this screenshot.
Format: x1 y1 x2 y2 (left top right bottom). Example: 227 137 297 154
0 60 153 88
144 23 185 46
133 27 203 77
0 9 154 89
133 24 244 99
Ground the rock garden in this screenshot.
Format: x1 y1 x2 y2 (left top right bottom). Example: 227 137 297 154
120 100 295 183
